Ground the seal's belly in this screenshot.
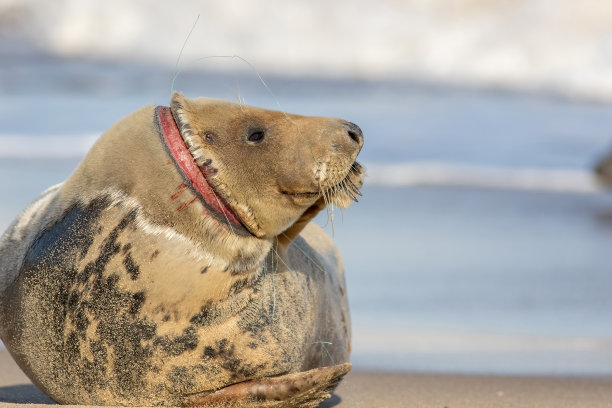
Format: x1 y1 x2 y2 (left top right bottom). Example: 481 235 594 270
5 195 328 406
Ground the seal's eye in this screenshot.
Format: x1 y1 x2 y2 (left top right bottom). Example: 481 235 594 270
246 129 265 144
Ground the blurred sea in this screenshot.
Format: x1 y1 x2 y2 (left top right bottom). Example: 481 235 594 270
1 57 612 376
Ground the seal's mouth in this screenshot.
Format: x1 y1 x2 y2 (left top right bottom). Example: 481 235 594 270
281 161 364 207
156 106 254 236
280 190 321 200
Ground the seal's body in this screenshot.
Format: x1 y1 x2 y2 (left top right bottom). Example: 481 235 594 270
0 94 364 407
596 152 612 186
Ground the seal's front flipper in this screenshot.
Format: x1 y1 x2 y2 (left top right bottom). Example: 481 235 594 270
182 363 351 407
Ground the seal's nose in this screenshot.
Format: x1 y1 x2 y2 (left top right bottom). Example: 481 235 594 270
345 122 364 147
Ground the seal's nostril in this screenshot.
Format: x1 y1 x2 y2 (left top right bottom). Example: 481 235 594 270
345 122 363 145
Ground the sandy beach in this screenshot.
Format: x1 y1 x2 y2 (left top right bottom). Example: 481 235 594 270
1 350 611 408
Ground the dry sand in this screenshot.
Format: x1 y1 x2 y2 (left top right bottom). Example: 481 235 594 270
1 349 611 408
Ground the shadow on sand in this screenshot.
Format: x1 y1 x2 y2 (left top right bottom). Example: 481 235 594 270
319 394 342 407
0 384 55 404
0 384 340 407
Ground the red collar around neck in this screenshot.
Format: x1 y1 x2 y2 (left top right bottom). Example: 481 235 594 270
155 106 244 229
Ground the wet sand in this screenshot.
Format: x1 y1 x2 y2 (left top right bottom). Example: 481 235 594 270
1 350 611 407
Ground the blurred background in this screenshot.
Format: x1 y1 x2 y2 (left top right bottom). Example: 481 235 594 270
1 0 612 376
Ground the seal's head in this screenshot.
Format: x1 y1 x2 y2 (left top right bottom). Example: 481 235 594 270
170 93 364 239
595 151 612 186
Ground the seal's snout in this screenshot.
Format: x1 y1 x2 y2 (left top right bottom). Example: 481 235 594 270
344 122 364 147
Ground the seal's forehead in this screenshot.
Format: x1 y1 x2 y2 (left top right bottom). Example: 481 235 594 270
171 94 334 137
175 94 298 121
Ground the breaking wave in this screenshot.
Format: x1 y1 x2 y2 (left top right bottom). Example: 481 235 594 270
3 1 612 100
365 162 603 193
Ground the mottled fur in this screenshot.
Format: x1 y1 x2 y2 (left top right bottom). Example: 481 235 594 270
0 94 363 406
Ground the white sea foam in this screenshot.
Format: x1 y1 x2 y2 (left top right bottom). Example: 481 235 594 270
0 134 98 159
3 0 612 100
364 162 604 194
353 326 612 354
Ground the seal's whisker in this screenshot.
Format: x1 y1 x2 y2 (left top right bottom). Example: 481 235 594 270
319 179 330 207
170 14 200 96
321 182 335 229
343 180 358 202
316 176 341 232
271 239 278 318
343 179 361 202
321 167 362 207
325 187 332 207
347 178 362 196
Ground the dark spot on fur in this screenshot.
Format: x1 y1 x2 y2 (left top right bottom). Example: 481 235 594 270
201 266 208 274
200 339 265 381
162 314 171 322
238 306 272 337
68 291 79 309
123 252 140 280
90 340 108 365
129 291 146 315
204 132 215 143
247 342 258 350
72 303 90 335
122 243 132 254
78 211 136 284
66 331 80 359
154 326 198 356
79 234 94 260
202 346 216 358
253 391 268 402
228 277 249 295
150 249 160 260
189 301 216 327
